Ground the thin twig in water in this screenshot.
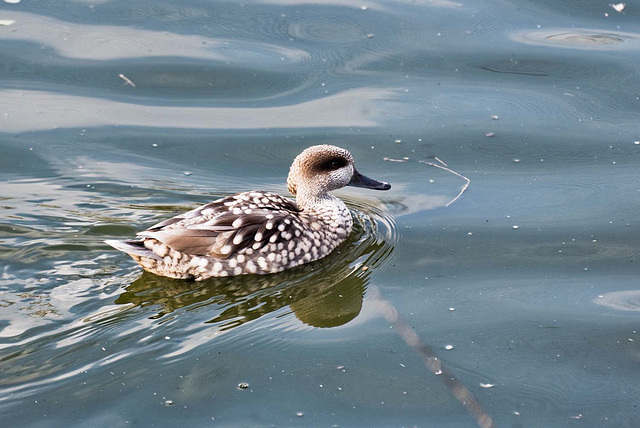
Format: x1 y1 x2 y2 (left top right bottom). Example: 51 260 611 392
419 160 470 207
370 287 494 428
433 156 448 167
384 157 408 163
119 73 136 87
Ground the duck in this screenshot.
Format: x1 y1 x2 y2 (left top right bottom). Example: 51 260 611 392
105 145 391 280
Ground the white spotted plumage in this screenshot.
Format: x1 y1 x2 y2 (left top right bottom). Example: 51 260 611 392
105 145 390 280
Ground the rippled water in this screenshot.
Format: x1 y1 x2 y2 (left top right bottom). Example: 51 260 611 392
2 0 640 426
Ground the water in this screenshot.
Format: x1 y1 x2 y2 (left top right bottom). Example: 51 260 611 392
2 0 640 426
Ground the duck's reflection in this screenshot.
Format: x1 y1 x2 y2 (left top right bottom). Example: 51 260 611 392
115 235 390 329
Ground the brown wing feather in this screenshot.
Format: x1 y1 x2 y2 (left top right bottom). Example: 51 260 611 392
138 192 305 258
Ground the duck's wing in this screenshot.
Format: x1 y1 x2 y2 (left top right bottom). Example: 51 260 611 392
138 192 306 258
144 199 225 231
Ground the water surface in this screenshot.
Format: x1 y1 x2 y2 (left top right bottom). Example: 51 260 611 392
2 0 640 426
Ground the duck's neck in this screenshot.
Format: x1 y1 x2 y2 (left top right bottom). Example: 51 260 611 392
295 190 344 213
295 190 353 239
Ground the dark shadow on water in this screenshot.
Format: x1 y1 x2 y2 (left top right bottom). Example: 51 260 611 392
114 211 394 330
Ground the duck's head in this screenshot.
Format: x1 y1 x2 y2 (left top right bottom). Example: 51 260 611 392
287 145 390 203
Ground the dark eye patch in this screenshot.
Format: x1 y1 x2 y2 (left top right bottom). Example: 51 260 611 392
318 156 348 171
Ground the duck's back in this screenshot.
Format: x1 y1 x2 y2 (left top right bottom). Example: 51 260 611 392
107 191 352 280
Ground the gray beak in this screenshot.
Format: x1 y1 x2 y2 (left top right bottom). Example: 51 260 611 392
348 169 391 190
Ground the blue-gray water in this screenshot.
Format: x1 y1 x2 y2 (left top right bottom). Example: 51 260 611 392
2 0 640 426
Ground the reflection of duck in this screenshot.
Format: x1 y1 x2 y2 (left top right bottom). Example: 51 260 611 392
106 145 390 280
115 216 392 329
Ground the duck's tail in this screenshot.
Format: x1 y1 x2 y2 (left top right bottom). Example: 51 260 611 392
104 239 161 259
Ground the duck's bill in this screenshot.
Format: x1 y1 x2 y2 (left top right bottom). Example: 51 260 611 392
349 169 391 190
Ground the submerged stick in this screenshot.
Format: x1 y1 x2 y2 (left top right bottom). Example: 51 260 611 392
369 158 483 423
418 160 470 207
370 287 494 428
118 73 136 87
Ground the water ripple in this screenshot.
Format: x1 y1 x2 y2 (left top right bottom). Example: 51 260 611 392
0 11 310 63
0 87 398 132
594 291 640 312
512 28 640 51
286 16 367 43
253 0 462 12
0 186 397 402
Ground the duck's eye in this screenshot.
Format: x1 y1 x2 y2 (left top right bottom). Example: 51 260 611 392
321 157 348 171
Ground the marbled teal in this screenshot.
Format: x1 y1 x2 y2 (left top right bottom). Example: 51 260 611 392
106 145 390 280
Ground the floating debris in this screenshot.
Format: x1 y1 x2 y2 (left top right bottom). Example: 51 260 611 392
512 225 519 229
164 336 170 340
571 414 583 420
3 0 21 4
479 383 495 388
433 156 447 167
491 115 499 120
634 141 640 145
609 3 625 12
183 171 192 176
164 400 173 406
485 132 496 137
395 139 402 143
362 266 369 271
0 19 15 26
384 157 407 163
296 412 304 417
513 158 520 163
360 5 368 10
118 73 136 87
449 307 455 311
445 345 454 350
418 160 470 207
366 33 375 39
238 382 250 389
